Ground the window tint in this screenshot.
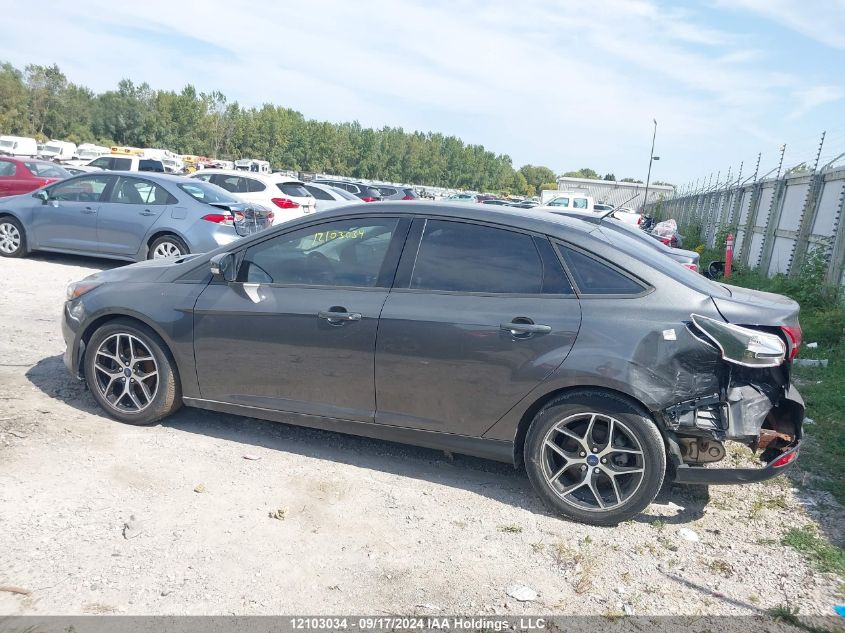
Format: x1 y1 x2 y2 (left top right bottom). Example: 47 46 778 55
24 162 70 178
88 157 111 169
402 188 418 199
0 160 15 176
377 186 397 196
139 159 164 172
573 198 589 209
548 197 569 207
239 218 400 287
211 175 246 193
303 184 333 201
277 182 311 197
410 220 543 294
111 157 132 170
50 175 112 202
112 177 172 205
558 246 645 295
534 237 574 294
246 178 266 193
178 181 239 204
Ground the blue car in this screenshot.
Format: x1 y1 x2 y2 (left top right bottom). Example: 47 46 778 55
0 172 272 261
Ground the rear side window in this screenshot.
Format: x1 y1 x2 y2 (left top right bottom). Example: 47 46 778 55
558 245 645 295
277 182 311 197
573 198 589 209
0 160 16 176
378 187 397 196
139 159 164 172
410 220 544 294
402 188 418 199
246 178 266 193
113 157 132 170
304 185 333 200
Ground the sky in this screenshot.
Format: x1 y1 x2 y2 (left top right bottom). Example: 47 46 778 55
1 0 844 186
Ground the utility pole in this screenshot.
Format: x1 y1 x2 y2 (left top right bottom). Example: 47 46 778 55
642 118 658 212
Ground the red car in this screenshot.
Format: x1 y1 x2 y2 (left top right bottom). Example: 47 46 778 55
0 157 71 197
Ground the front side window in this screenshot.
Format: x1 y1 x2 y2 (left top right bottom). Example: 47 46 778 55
548 197 569 208
410 220 544 294
212 175 248 193
111 177 172 205
558 245 645 295
50 175 112 202
246 178 266 193
238 218 400 287
88 157 111 169
304 184 333 201
24 162 70 178
0 160 16 177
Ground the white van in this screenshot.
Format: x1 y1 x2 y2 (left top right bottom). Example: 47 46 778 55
234 158 271 174
39 140 77 161
540 189 594 211
0 135 38 158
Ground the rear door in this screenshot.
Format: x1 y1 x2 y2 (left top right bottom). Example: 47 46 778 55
0 159 16 196
193 215 409 421
375 218 582 436
29 174 115 252
97 176 172 256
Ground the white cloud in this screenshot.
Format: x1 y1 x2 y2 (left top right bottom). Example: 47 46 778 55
714 0 845 49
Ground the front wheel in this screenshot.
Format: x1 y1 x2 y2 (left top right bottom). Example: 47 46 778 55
0 216 26 258
83 319 182 425
524 390 666 526
148 235 189 260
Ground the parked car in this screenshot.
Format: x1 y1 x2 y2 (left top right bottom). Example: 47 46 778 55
480 199 512 206
0 173 271 261
375 185 419 200
86 155 165 173
611 207 645 226
314 179 383 202
63 165 101 175
0 136 38 158
302 182 364 212
445 192 479 203
189 169 316 224
59 203 803 526
75 143 110 162
508 200 538 209
39 140 77 162
547 209 700 271
544 194 594 211
0 157 71 197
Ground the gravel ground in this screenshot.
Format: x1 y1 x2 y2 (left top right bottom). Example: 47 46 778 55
0 253 842 617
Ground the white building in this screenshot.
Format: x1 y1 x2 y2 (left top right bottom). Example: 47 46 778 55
554 176 674 210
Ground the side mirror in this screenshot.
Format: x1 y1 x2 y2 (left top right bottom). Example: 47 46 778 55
34 190 50 203
209 252 238 282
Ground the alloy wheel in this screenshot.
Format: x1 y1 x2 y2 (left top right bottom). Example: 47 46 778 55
541 412 645 512
0 222 21 254
92 333 159 413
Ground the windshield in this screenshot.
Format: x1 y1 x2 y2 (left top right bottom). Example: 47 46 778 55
592 225 729 296
0 140 14 148
179 181 240 204
24 161 71 178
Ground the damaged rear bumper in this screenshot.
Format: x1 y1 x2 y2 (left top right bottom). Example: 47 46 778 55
668 384 804 485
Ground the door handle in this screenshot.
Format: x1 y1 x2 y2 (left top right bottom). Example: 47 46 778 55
81 207 97 214
500 321 552 335
139 209 156 216
318 309 362 323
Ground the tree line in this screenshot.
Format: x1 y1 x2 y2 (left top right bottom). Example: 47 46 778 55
0 62 572 195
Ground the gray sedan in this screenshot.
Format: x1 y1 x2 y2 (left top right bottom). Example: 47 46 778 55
0 172 271 261
61 203 803 525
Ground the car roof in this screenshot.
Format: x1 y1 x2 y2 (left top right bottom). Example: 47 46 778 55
193 168 302 183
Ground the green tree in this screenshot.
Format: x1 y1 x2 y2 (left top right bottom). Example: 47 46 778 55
563 167 600 179
603 173 616 181
518 164 556 193
621 177 644 183
0 62 29 134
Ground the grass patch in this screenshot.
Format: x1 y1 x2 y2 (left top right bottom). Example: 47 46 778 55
782 525 845 575
749 497 789 518
497 524 523 534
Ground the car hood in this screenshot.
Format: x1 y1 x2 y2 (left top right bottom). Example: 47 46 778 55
713 283 800 326
83 254 204 284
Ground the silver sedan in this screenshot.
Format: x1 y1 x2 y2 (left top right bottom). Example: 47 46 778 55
0 172 272 261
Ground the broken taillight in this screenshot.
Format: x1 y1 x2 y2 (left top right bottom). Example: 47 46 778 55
691 314 786 367
780 325 802 360
771 452 797 468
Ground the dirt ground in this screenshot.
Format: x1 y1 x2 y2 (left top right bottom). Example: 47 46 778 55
0 253 842 617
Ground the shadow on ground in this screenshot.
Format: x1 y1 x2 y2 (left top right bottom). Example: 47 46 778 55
26 353 737 527
27 252 125 271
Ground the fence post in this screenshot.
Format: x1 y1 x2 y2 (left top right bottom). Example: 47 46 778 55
788 132 827 277
826 180 845 285
757 176 788 273
738 183 763 267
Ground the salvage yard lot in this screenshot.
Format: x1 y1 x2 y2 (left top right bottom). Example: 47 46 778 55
0 254 843 616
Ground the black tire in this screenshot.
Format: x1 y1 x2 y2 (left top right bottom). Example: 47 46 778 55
148 234 189 260
0 216 27 258
83 319 181 426
524 390 666 526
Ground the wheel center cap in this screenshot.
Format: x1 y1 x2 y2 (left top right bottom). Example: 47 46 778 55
123 368 132 378
586 454 599 466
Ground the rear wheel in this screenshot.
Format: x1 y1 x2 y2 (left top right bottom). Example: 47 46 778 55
148 235 189 260
0 216 26 258
524 390 666 526
84 319 181 425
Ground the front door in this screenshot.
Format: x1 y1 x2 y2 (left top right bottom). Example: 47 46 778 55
193 215 408 422
29 174 115 252
375 219 582 437
97 176 170 256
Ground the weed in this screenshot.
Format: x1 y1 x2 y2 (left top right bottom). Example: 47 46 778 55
530 541 545 554
749 497 789 518
498 524 523 534
552 541 581 568
782 525 845 575
768 604 801 626
660 539 678 552
651 519 666 531
755 537 778 546
749 594 760 605
708 559 734 578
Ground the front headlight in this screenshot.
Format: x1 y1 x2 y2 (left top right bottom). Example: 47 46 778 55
66 281 101 301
